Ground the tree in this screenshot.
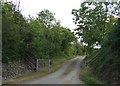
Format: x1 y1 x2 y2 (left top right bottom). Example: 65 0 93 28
37 9 56 28
2 2 34 62
2 2 21 63
29 15 77 59
72 2 118 54
2 2 77 63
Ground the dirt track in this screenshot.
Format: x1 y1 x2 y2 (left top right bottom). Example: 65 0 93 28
18 56 86 84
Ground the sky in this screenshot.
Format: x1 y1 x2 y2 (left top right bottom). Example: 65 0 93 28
8 0 84 31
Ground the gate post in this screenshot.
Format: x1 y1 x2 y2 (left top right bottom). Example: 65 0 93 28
35 59 39 72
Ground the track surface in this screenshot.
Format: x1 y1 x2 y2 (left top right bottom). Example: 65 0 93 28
19 56 85 84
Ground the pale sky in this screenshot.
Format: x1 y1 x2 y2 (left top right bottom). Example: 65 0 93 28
8 0 84 31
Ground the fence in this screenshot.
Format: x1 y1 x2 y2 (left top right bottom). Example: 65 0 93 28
2 58 47 80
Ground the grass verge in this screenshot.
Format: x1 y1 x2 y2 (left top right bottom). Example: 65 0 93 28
79 61 106 86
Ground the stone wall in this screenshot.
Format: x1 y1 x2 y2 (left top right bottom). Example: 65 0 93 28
2 59 47 80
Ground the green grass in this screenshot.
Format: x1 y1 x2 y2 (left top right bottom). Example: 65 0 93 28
79 62 106 86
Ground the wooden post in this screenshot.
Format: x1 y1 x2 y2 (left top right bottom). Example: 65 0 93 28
35 59 39 72
37 59 39 72
48 59 51 73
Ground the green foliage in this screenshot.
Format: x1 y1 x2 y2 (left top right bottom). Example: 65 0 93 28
80 61 105 85
37 9 56 28
2 2 21 63
73 1 120 84
89 18 120 84
73 42 84 55
91 18 120 68
2 2 77 63
72 2 118 54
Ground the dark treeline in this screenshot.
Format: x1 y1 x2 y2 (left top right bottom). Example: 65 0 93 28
2 2 84 63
